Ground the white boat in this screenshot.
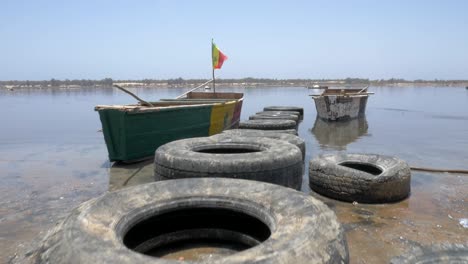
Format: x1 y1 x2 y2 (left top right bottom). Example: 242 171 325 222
310 87 372 121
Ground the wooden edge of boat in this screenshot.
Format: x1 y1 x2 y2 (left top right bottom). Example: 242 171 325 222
309 92 374 97
185 91 243 100
308 86 373 97
95 97 244 113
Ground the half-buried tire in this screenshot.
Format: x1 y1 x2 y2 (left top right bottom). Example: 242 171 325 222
217 129 306 160
34 178 349 264
154 136 303 190
239 119 297 130
309 153 411 203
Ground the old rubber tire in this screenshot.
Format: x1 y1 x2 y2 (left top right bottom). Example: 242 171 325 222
249 114 299 123
224 128 298 135
257 110 303 120
390 244 468 264
256 110 300 117
34 178 349 264
263 106 304 117
239 119 297 130
217 129 306 160
154 136 303 190
309 153 411 203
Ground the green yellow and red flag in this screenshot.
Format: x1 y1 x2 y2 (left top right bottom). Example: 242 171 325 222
212 40 228 69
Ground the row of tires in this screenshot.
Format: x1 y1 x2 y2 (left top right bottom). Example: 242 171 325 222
31 106 465 263
34 106 348 263
154 132 413 204
154 130 306 190
155 106 306 191
240 106 304 131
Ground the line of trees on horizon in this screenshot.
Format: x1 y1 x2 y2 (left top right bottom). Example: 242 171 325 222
1 77 467 87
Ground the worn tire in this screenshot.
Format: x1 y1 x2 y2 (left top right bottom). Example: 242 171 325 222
309 153 411 203
217 129 306 160
239 119 297 130
257 110 302 120
263 106 304 116
256 110 300 116
224 128 298 135
249 114 299 123
35 178 349 264
390 244 468 264
154 136 303 190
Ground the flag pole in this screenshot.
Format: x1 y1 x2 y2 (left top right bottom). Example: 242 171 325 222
211 39 216 93
212 68 216 93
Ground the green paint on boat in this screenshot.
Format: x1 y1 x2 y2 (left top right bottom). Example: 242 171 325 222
96 92 243 162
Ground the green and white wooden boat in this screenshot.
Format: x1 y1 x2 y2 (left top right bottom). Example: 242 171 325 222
95 91 243 162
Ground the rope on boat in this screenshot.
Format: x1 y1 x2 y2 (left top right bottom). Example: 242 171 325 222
410 166 468 174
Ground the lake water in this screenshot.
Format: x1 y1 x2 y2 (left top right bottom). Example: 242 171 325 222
1 86 467 263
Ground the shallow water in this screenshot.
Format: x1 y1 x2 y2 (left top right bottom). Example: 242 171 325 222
1 86 467 263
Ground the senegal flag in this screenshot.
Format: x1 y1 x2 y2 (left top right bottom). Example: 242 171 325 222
212 40 228 69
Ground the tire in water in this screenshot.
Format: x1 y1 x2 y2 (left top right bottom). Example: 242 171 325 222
34 178 349 264
154 136 303 190
309 153 411 203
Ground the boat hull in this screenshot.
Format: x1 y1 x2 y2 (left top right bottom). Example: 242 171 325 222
96 93 243 162
313 95 368 121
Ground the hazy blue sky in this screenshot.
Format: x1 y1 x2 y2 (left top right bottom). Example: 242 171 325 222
1 0 467 80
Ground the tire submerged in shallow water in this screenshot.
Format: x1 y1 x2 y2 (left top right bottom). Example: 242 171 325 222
249 114 299 122
154 136 303 190
390 244 468 264
238 119 297 130
225 128 298 135
309 153 411 203
34 178 349 264
217 129 306 160
257 110 303 121
263 106 304 117
256 110 300 117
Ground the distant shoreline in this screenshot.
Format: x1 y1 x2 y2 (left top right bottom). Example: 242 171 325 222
2 79 468 90
2 83 468 90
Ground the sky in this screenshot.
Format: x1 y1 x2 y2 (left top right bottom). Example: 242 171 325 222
1 0 468 81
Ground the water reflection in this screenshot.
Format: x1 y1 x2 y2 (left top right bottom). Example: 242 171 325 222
108 160 154 191
310 117 369 150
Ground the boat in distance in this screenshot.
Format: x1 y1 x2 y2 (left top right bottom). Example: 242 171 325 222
95 91 243 162
310 87 372 121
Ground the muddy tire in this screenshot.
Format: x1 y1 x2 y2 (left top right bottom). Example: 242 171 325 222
35 178 349 264
217 129 306 160
239 119 297 130
390 244 468 264
154 136 303 190
309 153 411 203
263 106 304 116
249 114 299 123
